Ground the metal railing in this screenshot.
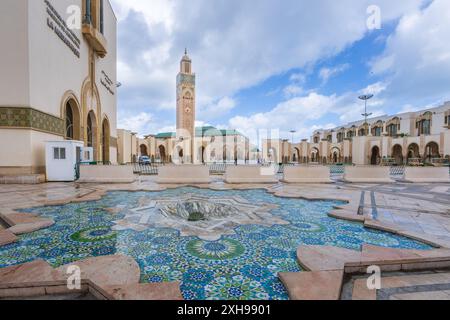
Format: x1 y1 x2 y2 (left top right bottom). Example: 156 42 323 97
133 163 161 175
389 166 405 177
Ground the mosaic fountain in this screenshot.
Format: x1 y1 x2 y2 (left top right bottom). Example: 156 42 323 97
0 187 431 300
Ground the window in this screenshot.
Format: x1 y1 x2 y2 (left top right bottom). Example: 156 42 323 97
423 120 431 135
347 131 354 139
53 148 66 160
373 127 382 136
387 124 398 137
83 0 104 32
100 0 104 34
416 112 432 136
417 119 431 135
327 135 332 143
83 0 91 24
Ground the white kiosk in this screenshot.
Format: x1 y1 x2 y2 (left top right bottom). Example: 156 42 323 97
45 141 93 182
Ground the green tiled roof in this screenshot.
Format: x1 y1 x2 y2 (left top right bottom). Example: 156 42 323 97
155 132 176 139
155 126 245 139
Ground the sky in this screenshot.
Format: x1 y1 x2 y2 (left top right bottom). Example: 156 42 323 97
110 0 450 143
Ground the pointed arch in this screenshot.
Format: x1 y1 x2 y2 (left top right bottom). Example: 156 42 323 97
101 115 111 162
87 110 98 160
81 77 102 161
60 91 82 141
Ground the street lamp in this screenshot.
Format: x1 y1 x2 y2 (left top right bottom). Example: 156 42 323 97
358 94 374 124
290 130 296 144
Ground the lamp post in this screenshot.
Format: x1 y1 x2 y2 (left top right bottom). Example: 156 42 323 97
290 130 296 144
359 94 374 124
290 130 296 163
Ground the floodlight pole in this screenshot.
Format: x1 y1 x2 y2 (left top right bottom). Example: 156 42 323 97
290 130 296 144
359 94 374 124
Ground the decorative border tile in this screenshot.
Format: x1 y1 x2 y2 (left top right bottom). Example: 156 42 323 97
0 107 64 136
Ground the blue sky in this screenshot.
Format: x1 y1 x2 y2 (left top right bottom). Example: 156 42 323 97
111 0 450 143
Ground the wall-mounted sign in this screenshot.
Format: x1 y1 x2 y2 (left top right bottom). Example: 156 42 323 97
45 0 80 58
101 70 115 95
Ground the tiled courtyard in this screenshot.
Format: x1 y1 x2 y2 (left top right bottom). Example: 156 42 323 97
0 178 450 300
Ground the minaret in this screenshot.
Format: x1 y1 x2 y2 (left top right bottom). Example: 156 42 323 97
176 49 196 162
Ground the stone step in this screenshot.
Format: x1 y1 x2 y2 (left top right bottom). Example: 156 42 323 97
8 219 55 235
104 282 184 300
56 254 141 288
0 260 63 286
0 230 18 246
297 245 450 275
279 270 344 300
0 174 46 185
297 245 361 271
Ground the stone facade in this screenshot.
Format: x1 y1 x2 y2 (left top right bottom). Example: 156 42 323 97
263 103 450 166
130 127 251 165
0 0 118 175
117 52 251 165
176 51 196 162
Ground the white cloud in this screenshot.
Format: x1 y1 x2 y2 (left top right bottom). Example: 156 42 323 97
110 0 450 140
283 85 304 98
198 96 237 121
319 64 350 84
370 0 450 104
228 92 340 143
118 112 154 136
361 81 388 96
289 73 307 84
111 0 425 118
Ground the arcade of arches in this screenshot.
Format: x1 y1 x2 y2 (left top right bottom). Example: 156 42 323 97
63 96 113 163
264 137 446 166
390 142 442 165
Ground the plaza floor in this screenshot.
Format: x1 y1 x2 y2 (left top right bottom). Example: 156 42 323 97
0 177 449 300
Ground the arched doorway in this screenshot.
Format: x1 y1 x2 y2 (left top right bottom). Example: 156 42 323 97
87 111 97 160
140 144 148 157
311 148 320 163
222 146 227 162
102 117 110 163
294 147 300 163
158 145 166 163
176 147 184 161
330 148 340 164
199 146 205 163
407 143 420 163
64 99 81 140
392 145 404 165
370 146 380 165
268 147 277 163
424 142 440 163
